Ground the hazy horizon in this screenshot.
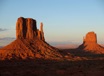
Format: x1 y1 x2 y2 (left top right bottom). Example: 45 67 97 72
1 37 104 49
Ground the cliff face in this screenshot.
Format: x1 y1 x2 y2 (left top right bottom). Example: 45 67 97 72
16 17 44 40
0 17 62 60
78 31 104 54
83 32 97 44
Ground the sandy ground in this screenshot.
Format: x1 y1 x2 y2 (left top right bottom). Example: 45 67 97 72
0 48 104 76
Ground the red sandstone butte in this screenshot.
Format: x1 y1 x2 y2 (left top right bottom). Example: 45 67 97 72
78 31 104 54
0 17 62 60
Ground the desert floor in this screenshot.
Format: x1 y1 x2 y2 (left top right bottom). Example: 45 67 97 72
0 49 104 76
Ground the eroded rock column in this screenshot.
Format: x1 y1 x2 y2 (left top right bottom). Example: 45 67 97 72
16 17 26 39
16 17 45 41
83 32 97 43
26 18 37 39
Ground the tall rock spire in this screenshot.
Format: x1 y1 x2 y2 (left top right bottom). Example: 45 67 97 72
40 22 45 41
40 22 43 32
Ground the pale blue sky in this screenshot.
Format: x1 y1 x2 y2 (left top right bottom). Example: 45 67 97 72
0 0 104 45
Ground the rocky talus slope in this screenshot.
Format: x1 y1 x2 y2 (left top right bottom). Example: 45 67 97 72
0 17 62 60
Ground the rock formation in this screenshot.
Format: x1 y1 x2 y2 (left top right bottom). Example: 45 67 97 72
0 17 62 60
78 31 104 54
83 32 97 44
37 22 45 41
40 22 45 41
16 17 42 40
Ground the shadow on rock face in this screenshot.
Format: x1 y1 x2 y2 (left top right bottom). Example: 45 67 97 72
77 31 104 54
0 17 63 60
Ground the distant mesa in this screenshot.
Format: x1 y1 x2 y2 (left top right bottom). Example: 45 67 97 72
83 32 97 43
78 31 104 54
0 17 62 60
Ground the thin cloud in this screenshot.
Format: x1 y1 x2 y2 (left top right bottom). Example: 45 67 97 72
0 37 15 40
0 28 8 31
0 37 15 46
